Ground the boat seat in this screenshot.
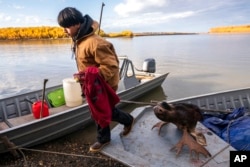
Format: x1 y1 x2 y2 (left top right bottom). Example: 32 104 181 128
136 75 154 83
6 105 72 127
0 122 10 130
49 105 72 114
7 114 34 127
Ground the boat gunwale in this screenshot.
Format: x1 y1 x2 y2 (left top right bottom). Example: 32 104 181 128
168 87 250 103
0 72 169 134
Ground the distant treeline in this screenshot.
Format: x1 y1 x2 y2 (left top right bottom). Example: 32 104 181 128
133 32 197 36
210 24 250 33
0 26 133 40
0 27 67 40
2 24 249 40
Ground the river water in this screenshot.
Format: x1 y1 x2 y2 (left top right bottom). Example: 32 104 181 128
1 34 250 165
1 34 250 101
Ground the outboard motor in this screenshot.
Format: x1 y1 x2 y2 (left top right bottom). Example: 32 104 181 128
142 58 156 73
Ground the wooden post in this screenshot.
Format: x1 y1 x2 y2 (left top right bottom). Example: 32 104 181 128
98 2 105 35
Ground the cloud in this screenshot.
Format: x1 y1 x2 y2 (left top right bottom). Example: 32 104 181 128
12 4 24 9
111 0 200 31
0 13 41 27
0 13 4 20
109 0 250 32
114 0 168 17
0 13 11 22
12 15 41 26
104 10 196 32
24 16 40 24
5 15 11 21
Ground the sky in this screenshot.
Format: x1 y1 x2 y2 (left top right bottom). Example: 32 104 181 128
0 0 249 33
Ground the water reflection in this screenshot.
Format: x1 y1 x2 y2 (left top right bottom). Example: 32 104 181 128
0 39 76 99
0 38 71 45
1 35 250 100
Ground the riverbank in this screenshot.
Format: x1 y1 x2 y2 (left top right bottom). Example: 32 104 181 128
0 122 127 167
133 32 199 36
0 26 201 40
210 24 250 33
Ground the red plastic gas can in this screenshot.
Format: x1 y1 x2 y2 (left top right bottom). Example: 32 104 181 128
32 101 49 119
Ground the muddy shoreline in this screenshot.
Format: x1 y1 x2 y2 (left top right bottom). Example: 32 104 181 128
0 122 127 167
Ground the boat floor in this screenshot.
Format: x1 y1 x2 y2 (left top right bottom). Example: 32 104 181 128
1 105 72 130
101 106 235 167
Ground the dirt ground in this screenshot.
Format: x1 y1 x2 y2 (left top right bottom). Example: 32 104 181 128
0 122 127 167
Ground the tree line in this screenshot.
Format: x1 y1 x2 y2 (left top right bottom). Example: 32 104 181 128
0 26 133 40
210 24 250 33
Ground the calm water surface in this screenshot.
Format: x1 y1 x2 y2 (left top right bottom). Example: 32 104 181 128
1 34 250 100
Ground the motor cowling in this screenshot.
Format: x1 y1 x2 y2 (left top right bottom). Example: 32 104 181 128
142 58 156 73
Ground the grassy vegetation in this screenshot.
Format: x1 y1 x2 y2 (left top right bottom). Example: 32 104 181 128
0 26 67 40
1 24 249 40
0 27 134 40
210 24 250 33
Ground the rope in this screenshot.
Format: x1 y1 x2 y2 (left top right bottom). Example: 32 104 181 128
120 99 157 105
200 144 230 167
119 100 232 114
14 147 107 160
3 145 110 166
18 148 28 167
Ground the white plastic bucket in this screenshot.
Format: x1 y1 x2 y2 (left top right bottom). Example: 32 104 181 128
62 78 83 107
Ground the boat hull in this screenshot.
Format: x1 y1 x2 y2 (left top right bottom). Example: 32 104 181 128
101 87 250 166
0 73 168 154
